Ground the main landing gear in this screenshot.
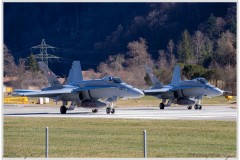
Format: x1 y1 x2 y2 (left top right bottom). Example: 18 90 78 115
60 105 67 114
92 109 98 113
159 99 172 110
187 106 192 110
60 101 76 114
159 103 165 110
194 104 202 110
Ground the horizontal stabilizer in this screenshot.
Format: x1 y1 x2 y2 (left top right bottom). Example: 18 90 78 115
13 89 41 93
13 88 76 97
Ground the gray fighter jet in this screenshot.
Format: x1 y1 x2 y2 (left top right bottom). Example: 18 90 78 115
144 64 223 110
13 61 144 114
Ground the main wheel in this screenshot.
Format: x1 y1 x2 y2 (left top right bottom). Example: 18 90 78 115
60 105 67 114
106 108 111 114
159 103 165 110
187 106 192 110
92 109 98 113
194 104 198 110
199 105 202 110
111 108 115 114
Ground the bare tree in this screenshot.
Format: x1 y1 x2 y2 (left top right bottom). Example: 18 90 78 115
222 64 236 95
4 44 18 77
216 30 236 66
97 38 154 88
98 62 110 77
166 39 176 67
126 37 153 67
156 50 167 69
192 30 205 62
107 54 125 71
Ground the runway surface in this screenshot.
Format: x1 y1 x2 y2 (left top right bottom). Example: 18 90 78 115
3 104 237 121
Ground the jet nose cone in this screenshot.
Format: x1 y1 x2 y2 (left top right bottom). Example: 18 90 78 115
133 88 144 98
215 88 224 96
138 90 145 97
211 87 223 97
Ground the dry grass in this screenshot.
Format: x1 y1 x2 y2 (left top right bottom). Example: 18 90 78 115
115 96 236 107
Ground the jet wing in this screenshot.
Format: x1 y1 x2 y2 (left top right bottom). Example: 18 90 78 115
170 85 203 91
143 87 172 93
144 85 203 94
75 86 116 91
13 86 117 97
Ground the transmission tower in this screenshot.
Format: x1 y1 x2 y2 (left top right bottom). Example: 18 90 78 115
31 39 60 66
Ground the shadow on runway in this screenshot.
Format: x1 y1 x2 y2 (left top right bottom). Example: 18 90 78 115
121 107 196 111
4 112 49 116
52 112 93 115
4 111 95 116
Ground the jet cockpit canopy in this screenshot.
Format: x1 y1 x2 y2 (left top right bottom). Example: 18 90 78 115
103 76 123 83
193 77 208 84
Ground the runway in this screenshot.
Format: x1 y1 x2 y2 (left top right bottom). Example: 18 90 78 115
3 104 237 121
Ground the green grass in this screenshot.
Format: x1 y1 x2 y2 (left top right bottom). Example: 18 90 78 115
4 117 236 158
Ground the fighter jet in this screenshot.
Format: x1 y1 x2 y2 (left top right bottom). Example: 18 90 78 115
144 64 223 110
13 61 144 114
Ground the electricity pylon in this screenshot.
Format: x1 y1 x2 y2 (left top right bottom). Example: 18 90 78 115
31 39 60 66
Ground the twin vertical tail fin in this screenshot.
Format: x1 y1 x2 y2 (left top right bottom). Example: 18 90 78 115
67 61 83 84
145 64 181 88
144 65 163 88
38 62 63 89
170 64 181 85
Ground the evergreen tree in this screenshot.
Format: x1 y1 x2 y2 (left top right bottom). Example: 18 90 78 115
201 37 214 67
225 6 236 34
205 13 217 39
177 29 193 63
29 53 39 72
182 64 212 80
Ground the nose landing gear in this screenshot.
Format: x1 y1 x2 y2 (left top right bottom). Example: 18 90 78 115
106 103 115 114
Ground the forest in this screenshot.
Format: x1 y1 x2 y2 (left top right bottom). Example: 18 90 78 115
4 5 236 95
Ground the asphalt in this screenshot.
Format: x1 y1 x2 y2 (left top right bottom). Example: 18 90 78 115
3 104 237 121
